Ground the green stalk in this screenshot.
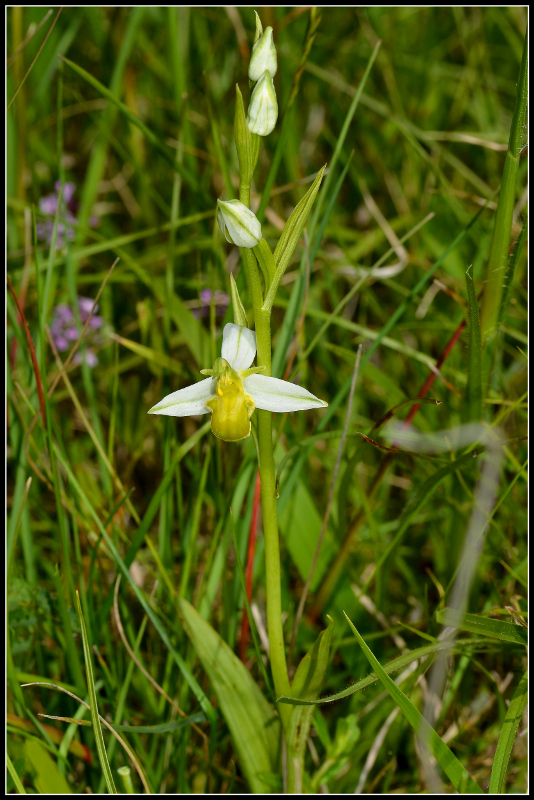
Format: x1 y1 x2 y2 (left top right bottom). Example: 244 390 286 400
239 165 294 786
241 248 292 714
479 27 527 342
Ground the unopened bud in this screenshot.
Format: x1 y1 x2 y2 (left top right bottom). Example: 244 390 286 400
217 199 262 248
247 71 278 136
249 26 277 82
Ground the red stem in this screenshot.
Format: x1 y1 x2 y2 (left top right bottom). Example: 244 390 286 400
7 274 46 426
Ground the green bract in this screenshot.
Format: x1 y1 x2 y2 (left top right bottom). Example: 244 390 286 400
230 273 248 327
234 85 260 193
253 10 263 45
217 199 262 248
247 71 278 137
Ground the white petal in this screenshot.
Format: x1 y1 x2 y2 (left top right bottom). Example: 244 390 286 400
148 377 215 417
221 323 256 371
243 374 327 412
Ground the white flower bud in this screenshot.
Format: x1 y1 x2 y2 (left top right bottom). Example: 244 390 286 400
217 199 262 248
246 71 278 136
249 26 277 82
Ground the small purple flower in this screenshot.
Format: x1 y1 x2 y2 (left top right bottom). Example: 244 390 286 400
50 296 104 367
36 181 99 249
193 289 230 319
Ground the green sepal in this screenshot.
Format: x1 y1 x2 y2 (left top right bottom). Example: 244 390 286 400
235 84 260 192
286 616 334 774
263 165 326 311
230 273 248 327
253 237 277 291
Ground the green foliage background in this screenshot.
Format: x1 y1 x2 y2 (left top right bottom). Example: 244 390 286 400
7 7 527 794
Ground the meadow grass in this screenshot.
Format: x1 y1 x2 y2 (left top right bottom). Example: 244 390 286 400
7 7 527 794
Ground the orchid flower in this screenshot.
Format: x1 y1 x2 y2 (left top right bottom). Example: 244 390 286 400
149 323 327 442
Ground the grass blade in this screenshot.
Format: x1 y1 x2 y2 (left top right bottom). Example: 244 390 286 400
488 670 528 793
75 592 117 793
343 613 484 794
60 55 201 195
436 608 527 646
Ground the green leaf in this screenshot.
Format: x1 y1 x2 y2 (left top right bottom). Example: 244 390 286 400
343 612 484 794
263 165 326 312
287 617 334 777
178 598 280 793
464 265 483 422
23 739 72 795
228 272 247 327
75 592 117 794
436 608 527 646
489 670 528 793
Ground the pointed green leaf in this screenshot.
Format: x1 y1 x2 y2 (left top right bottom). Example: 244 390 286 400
436 608 527 646
179 598 280 793
230 273 248 327
344 612 484 794
263 166 326 311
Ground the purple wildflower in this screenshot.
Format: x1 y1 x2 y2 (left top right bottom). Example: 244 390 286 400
193 289 230 319
36 181 99 248
50 296 104 367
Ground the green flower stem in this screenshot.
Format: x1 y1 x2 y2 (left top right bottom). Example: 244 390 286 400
241 248 292 722
239 140 295 790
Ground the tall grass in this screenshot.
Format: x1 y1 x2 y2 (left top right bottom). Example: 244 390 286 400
7 7 527 794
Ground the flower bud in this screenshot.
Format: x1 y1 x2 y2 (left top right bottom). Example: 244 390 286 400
249 26 277 82
247 71 278 136
217 199 262 248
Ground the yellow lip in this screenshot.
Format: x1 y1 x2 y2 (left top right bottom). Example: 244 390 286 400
206 377 255 442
